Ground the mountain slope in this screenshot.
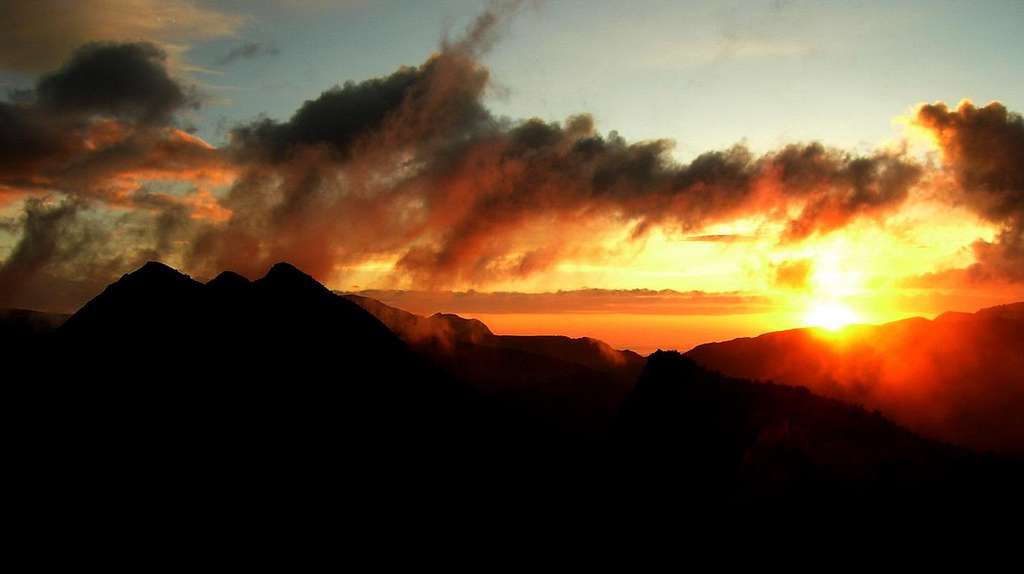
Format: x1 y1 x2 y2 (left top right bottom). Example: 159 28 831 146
344 293 644 373
615 351 1020 512
18 262 503 502
686 303 1024 456
344 293 645 435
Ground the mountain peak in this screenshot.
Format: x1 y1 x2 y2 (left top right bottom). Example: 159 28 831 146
207 270 250 290
134 260 184 278
265 262 312 280
258 262 329 293
118 261 195 288
268 261 303 275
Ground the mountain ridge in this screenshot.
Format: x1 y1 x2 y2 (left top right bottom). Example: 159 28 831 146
344 292 645 435
6 261 1022 517
686 301 1024 456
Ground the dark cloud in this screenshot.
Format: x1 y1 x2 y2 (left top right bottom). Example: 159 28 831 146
35 42 198 125
966 226 1024 283
217 42 280 66
442 0 526 58
915 101 1024 221
0 41 230 310
0 195 202 313
196 81 921 285
0 198 83 304
0 41 226 199
386 128 920 286
770 144 922 241
1 198 117 311
0 101 74 186
914 101 1024 282
230 44 491 164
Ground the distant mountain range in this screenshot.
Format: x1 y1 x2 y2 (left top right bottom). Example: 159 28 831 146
687 303 1024 456
4 261 1022 516
345 293 644 436
0 308 67 351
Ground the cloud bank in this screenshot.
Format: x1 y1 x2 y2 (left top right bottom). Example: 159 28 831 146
0 1 1022 313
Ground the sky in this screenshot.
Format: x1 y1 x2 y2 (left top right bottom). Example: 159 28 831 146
1 0 1023 352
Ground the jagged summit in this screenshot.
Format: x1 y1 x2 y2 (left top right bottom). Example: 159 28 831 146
258 261 329 293
54 260 442 381
137 260 178 273
121 261 194 285
207 270 251 290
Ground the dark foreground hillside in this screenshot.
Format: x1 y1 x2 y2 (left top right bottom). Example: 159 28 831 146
5 261 1022 523
9 262 511 522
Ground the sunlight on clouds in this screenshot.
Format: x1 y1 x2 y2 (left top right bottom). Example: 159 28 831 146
324 204 1001 336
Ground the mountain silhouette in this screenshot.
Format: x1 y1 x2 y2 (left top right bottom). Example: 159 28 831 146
345 293 645 371
6 261 1022 519
686 303 1024 456
13 261 513 524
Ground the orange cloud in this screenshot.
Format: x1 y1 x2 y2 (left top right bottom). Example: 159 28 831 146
4 4 1024 316
773 259 812 290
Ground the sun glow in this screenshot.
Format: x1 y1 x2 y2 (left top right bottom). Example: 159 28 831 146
803 300 861 331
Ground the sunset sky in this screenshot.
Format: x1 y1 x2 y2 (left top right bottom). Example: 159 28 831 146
2 0 1023 352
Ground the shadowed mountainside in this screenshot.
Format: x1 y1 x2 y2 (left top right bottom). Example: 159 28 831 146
6 261 1022 517
686 304 1024 456
52 261 492 442
12 261 521 519
345 293 645 435
619 351 1019 511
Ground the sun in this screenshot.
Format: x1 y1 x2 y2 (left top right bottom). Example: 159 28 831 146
803 300 860 331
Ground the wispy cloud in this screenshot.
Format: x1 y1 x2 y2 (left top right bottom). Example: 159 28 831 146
217 41 280 66
0 0 246 73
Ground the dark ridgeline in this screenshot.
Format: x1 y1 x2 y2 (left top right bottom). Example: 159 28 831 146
686 304 1024 457
13 262 510 523
5 261 1023 523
